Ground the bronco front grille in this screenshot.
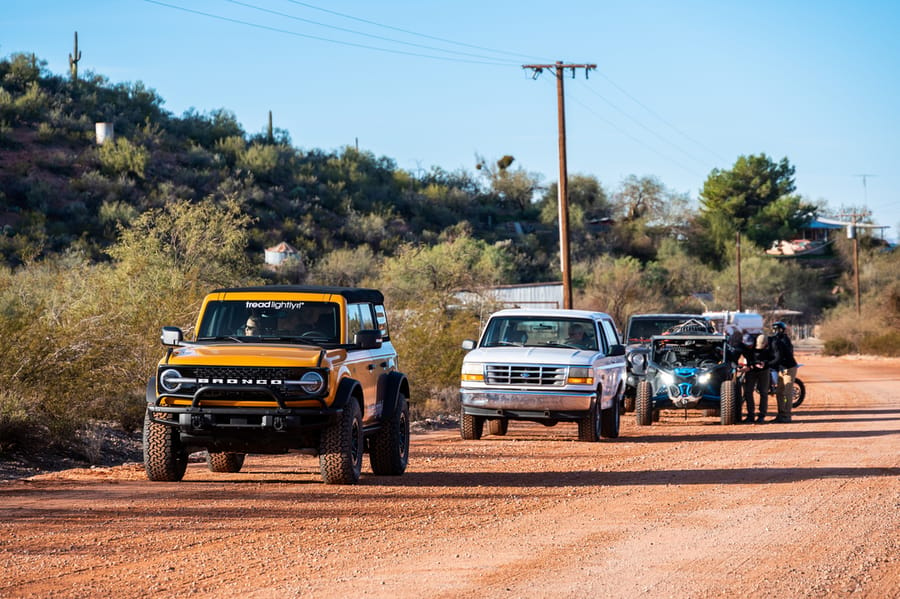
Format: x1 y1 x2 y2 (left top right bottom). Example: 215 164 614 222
166 366 320 401
484 364 566 386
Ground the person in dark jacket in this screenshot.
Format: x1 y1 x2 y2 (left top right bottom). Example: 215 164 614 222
740 334 773 423
768 321 798 423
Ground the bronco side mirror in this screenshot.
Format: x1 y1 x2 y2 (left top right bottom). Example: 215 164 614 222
354 329 382 350
160 326 184 347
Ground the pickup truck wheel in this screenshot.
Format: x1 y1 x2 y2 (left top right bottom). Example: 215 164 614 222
488 419 508 436
369 392 410 476
206 452 245 473
636 381 653 426
143 411 187 482
319 400 364 485
577 400 601 442
460 408 484 440
720 380 738 425
600 392 621 439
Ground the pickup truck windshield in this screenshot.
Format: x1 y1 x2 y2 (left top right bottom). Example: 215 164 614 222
482 317 598 351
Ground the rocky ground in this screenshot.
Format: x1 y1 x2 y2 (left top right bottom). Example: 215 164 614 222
1 352 898 598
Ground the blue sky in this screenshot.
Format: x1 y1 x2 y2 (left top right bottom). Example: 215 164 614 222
3 0 898 241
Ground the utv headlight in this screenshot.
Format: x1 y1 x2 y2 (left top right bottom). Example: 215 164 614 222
698 372 712 385
659 372 675 386
461 362 484 382
629 353 647 368
568 366 594 385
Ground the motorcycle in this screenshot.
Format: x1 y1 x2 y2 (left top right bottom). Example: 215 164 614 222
769 365 806 408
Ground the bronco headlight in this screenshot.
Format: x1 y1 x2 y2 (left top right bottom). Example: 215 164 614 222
159 368 184 393
568 366 594 385
298 371 325 394
461 362 484 382
659 372 675 386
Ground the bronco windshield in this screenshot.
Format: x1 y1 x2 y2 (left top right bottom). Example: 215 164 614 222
481 317 599 351
196 300 339 344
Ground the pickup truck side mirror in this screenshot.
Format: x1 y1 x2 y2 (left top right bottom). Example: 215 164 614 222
608 343 626 357
354 329 383 350
160 326 184 347
461 339 476 351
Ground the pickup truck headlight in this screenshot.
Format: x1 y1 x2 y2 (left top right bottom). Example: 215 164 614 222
461 362 484 382
568 366 594 385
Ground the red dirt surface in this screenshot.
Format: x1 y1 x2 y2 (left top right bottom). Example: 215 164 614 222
1 353 898 598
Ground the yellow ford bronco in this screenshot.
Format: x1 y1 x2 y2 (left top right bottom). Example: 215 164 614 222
143 285 410 484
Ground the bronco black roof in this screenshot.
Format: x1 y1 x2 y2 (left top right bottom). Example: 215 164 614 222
210 285 384 304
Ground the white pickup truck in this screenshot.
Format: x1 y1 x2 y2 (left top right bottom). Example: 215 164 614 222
459 308 626 442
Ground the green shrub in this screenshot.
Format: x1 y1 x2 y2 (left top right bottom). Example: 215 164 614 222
823 337 856 356
859 331 900 357
98 136 149 178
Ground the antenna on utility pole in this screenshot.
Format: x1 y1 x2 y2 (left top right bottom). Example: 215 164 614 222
522 61 596 310
852 174 876 204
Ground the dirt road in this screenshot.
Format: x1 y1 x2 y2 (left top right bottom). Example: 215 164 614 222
1 353 898 598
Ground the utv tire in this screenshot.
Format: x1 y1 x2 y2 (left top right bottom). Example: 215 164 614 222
720 379 738 425
319 400 364 485
207 452 245 473
488 419 509 436
369 392 410 476
636 381 653 426
143 411 188 482
577 399 602 442
460 408 484 440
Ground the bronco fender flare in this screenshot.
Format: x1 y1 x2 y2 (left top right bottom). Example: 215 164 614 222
332 377 363 412
378 371 410 421
146 377 156 404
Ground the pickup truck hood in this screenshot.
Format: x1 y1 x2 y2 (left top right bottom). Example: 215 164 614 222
465 346 597 365
163 343 331 368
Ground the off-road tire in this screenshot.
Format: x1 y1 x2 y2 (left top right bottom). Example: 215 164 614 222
636 381 653 426
720 379 738 425
577 400 601 442
600 392 621 439
488 419 509 436
460 408 484 440
369 393 410 476
792 378 806 408
206 452 245 473
319 400 364 485
143 411 188 482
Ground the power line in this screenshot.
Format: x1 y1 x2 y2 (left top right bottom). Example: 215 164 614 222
142 0 516 66
282 0 551 63
223 0 524 64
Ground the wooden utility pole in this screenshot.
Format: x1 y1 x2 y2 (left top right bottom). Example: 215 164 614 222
840 210 871 317
736 232 743 311
523 61 596 309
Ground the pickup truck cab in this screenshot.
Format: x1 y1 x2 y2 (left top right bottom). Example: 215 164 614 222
459 308 626 442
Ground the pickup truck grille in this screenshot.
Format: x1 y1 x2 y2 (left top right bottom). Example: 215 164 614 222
484 364 566 386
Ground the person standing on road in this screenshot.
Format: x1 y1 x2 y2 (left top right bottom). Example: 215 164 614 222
769 321 798 423
740 334 772 424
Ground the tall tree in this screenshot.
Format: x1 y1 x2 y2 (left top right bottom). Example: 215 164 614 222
697 154 808 259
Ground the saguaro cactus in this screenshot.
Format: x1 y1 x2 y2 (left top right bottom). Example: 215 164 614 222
69 31 82 80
